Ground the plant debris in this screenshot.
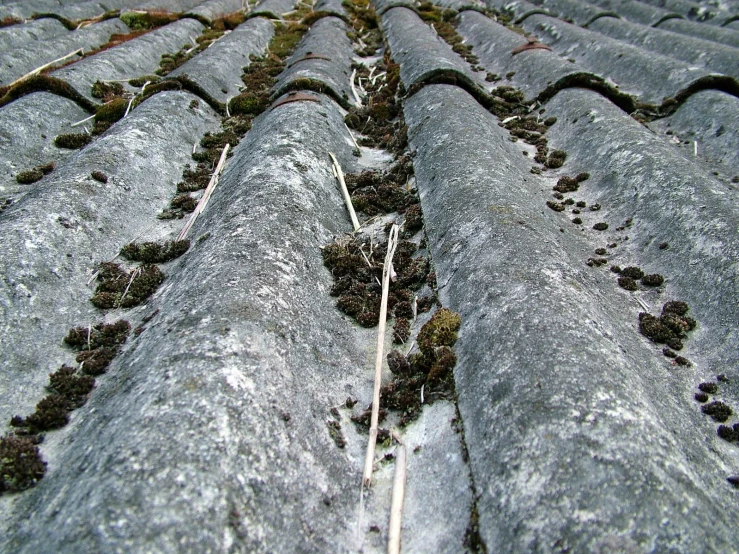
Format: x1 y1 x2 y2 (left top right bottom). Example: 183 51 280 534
90 262 165 309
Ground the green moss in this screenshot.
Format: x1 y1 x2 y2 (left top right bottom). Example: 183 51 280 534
91 80 124 100
120 239 190 263
417 308 461 354
128 75 161 87
0 435 46 493
93 97 128 134
54 133 92 149
120 10 181 31
229 92 267 116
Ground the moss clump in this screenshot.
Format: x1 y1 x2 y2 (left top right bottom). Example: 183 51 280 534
698 382 718 394
48 365 94 407
380 308 462 426
553 176 579 193
177 164 211 192
0 435 46 493
618 276 637 291
92 97 128 134
64 320 130 377
15 169 44 184
90 263 165 309
91 80 124 101
11 394 69 434
702 401 732 423
639 301 696 350
346 157 419 222
695 392 709 403
593 222 608 231
128 75 160 88
717 425 738 442
393 317 410 344
641 273 664 286
620 266 643 279
546 200 565 212
327 419 346 448
120 10 181 30
91 170 108 183
54 133 92 149
120 239 190 263
323 237 430 329
417 3 478 66
343 0 381 56
546 149 567 168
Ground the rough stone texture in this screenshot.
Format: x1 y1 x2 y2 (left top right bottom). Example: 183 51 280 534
185 0 244 21
382 7 485 91
1 91 368 554
373 0 417 16
0 92 89 200
650 89 739 176
638 0 735 24
271 16 354 107
404 84 739 553
0 18 129 87
169 17 273 105
588 15 739 78
521 13 720 104
50 18 205 103
0 17 68 53
248 0 295 18
0 91 220 428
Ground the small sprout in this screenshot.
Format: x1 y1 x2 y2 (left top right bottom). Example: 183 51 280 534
91 171 108 183
54 133 92 149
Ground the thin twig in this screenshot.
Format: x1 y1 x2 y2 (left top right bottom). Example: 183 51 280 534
388 431 407 554
363 224 400 487
350 68 363 107
345 123 361 153
178 144 230 240
118 267 141 307
71 113 96 127
6 48 83 88
329 152 360 231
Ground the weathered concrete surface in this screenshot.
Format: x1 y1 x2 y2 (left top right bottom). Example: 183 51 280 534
588 15 739 79
457 10 625 105
272 16 354 107
544 88 739 374
0 17 68 53
0 91 220 427
521 13 725 104
248 0 295 19
381 7 485 91
404 84 739 553
1 92 369 553
650 89 739 177
185 0 244 22
313 0 348 17
0 92 89 200
50 18 205 103
0 0 64 20
170 17 273 105
0 18 129 87
527 0 615 24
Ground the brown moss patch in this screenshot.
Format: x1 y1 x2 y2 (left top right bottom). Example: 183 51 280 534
54 133 92 149
639 301 696 351
120 239 190 263
0 435 46 493
90 263 165 309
